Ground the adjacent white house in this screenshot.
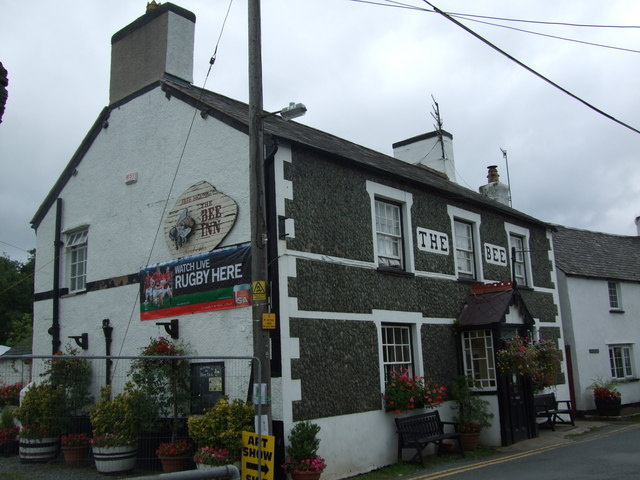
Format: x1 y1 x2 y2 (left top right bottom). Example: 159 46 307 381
553 221 640 412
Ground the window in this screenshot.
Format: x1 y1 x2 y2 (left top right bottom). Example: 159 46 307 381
608 281 621 310
366 181 414 272
462 330 496 389
609 345 633 379
382 324 413 380
66 228 88 292
509 234 527 286
454 220 476 278
375 200 403 269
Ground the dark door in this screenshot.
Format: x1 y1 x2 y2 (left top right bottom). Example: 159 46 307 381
497 366 536 446
190 362 224 414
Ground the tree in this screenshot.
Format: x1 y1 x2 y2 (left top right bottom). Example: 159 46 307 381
0 251 34 346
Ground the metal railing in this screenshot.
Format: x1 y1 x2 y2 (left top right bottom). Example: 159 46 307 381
0 354 264 478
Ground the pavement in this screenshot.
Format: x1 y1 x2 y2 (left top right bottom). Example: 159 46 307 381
497 405 640 454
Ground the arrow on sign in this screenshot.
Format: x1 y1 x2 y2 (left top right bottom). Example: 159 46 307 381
246 462 270 474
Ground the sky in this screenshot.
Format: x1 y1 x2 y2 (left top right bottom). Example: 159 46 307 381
1 0 639 264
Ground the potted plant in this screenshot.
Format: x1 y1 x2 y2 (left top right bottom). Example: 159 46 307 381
0 406 19 457
90 384 155 474
130 337 191 445
383 369 446 413
589 378 621 416
61 432 91 467
449 376 493 451
156 438 193 473
496 335 561 392
193 446 233 470
282 421 326 480
188 395 254 468
0 382 23 408
13 382 68 462
44 347 92 416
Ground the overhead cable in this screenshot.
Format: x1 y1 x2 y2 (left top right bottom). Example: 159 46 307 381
422 0 640 135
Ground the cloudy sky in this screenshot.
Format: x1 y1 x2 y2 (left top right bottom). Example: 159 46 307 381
1 0 638 263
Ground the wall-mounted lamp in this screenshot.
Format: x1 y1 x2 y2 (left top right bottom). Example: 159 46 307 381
261 102 307 121
68 333 89 350
156 318 179 339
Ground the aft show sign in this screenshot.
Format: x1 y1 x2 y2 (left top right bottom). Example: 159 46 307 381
242 431 274 480
139 243 251 321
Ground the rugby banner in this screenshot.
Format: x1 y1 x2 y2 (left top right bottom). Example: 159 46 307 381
139 243 251 321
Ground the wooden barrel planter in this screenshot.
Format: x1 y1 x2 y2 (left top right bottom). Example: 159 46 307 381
19 437 60 463
93 445 138 474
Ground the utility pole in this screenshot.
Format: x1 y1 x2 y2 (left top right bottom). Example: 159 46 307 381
248 0 272 435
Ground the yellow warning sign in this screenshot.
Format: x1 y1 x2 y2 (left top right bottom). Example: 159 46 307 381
242 431 274 480
262 313 276 330
252 281 267 301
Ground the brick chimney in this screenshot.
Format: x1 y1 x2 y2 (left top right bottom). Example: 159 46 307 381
479 165 510 206
635 216 640 236
109 3 196 105
392 130 457 182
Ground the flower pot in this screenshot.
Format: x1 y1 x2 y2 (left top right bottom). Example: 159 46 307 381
459 432 480 451
159 455 188 473
291 472 322 480
19 437 60 463
62 445 89 467
93 444 137 474
595 397 622 416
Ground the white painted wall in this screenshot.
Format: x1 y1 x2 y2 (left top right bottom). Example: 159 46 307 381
558 273 640 410
33 86 253 363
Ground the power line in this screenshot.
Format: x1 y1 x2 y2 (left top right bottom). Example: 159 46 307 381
453 14 640 55
421 0 640 135
350 0 640 29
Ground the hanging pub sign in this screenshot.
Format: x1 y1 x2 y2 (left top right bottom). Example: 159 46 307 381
139 243 251 321
164 181 239 258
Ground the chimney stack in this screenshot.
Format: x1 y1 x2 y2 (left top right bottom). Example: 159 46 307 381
109 3 196 105
392 130 456 182
635 216 640 236
479 165 510 206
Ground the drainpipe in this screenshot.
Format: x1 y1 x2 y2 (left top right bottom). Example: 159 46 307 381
49 198 63 354
102 319 113 385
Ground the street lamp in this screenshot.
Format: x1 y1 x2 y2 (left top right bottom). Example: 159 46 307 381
262 102 307 121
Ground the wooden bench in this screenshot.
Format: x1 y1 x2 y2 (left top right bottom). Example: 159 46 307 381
534 393 575 431
395 411 465 466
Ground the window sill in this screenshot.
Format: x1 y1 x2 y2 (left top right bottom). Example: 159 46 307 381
61 289 87 298
609 309 625 314
376 267 415 278
456 277 478 285
515 285 534 291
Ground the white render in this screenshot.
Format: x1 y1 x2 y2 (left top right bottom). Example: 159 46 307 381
33 87 253 360
557 272 640 411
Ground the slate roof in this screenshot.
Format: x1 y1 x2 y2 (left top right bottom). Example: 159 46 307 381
32 77 550 230
552 224 640 282
459 289 534 327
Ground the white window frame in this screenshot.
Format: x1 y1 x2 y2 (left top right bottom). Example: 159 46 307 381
366 182 414 272
65 227 88 293
375 199 403 269
382 323 414 380
607 281 622 310
505 223 532 287
462 329 496 390
608 344 633 379
448 206 481 281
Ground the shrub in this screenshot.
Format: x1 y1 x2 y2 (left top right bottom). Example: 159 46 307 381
13 382 68 437
282 421 326 474
187 396 254 460
90 384 156 446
